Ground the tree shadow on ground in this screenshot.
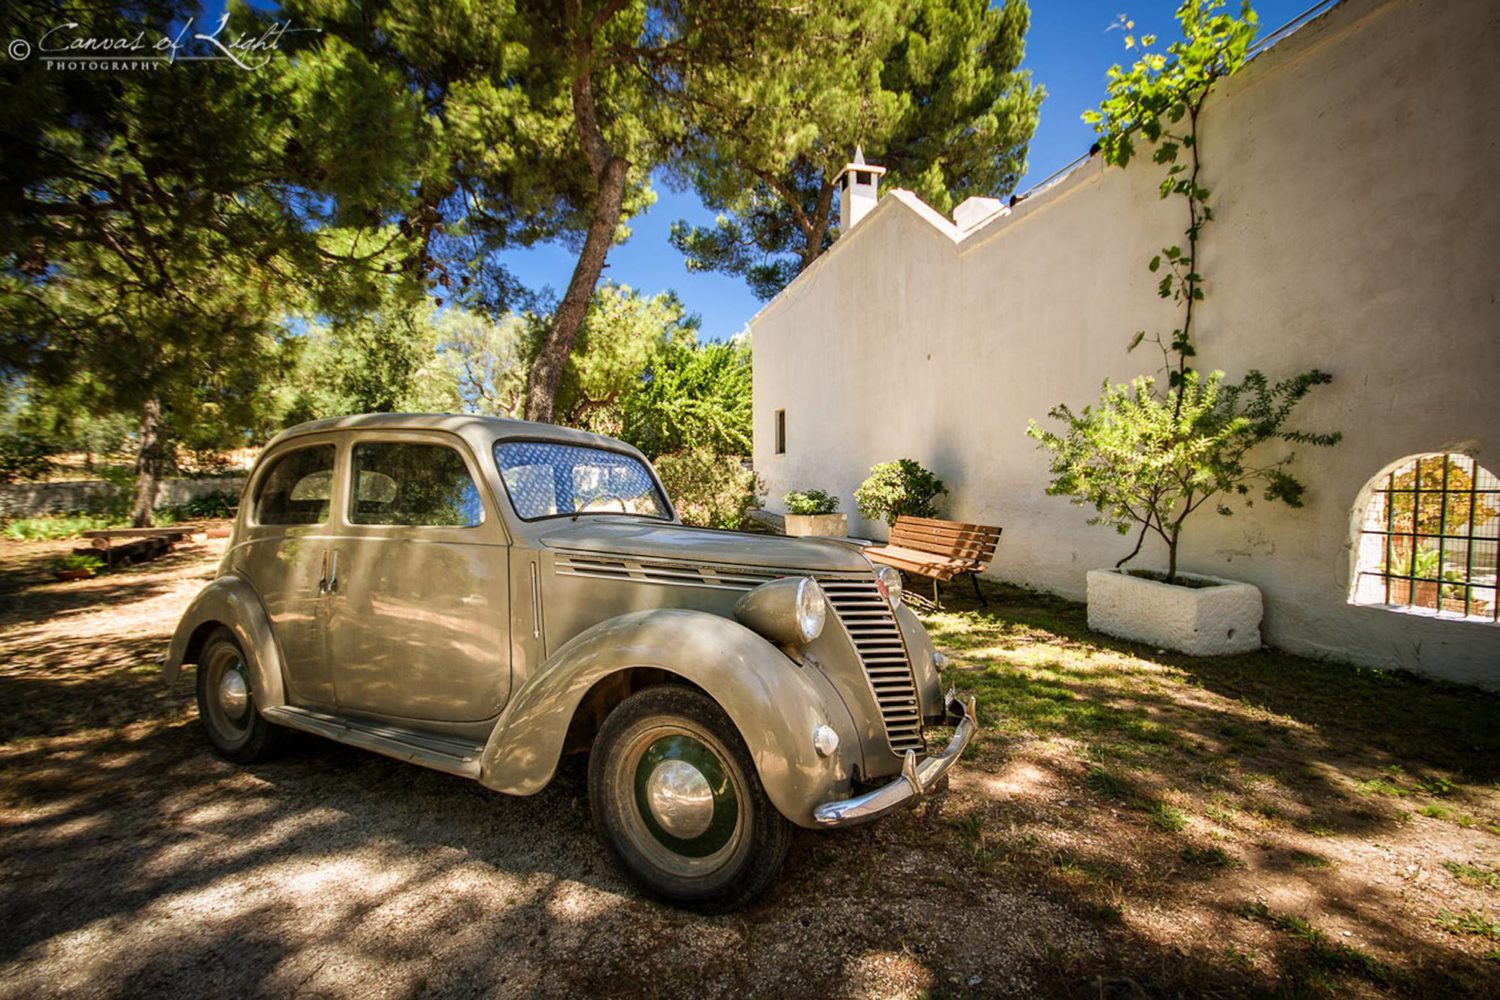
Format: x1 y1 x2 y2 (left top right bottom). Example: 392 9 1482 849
2 558 1498 998
915 578 1500 997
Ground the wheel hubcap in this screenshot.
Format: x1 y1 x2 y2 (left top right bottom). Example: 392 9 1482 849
631 733 739 860
218 664 249 719
644 759 715 839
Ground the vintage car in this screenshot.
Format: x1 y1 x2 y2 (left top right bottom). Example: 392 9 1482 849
165 414 976 911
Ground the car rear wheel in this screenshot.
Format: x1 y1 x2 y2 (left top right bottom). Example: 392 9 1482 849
589 685 791 913
195 627 283 763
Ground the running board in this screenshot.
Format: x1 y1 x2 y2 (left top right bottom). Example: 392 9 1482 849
263 706 484 779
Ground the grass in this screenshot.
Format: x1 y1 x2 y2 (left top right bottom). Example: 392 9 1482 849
2 512 121 541
1437 909 1500 938
1149 802 1188 833
1443 861 1500 891
1418 803 1480 827
1181 844 1246 869
1288 850 1333 869
1235 907 1398 986
919 578 1500 995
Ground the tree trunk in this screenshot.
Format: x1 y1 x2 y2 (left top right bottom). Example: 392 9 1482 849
1165 527 1180 585
523 155 629 422
796 181 836 272
130 397 164 527
522 0 629 424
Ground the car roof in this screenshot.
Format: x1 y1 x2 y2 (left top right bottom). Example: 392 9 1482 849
262 413 645 458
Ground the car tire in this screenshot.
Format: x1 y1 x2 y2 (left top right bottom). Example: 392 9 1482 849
589 684 791 913
195 626 283 763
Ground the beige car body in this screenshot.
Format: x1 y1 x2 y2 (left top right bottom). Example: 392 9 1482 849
166 414 972 828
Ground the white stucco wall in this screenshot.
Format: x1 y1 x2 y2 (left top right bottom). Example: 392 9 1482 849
751 0 1500 687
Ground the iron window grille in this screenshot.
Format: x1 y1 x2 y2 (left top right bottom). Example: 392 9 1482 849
1353 454 1499 622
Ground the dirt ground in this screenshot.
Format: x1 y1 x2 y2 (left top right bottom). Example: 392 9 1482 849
1 534 1496 998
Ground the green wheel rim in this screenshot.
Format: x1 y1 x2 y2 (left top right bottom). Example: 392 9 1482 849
632 735 739 858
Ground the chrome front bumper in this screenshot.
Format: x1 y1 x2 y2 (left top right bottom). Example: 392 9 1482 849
812 691 979 828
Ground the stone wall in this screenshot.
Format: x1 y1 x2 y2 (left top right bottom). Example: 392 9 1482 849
0 477 246 519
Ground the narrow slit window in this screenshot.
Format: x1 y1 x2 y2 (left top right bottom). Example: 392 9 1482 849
774 409 786 455
1351 453 1499 621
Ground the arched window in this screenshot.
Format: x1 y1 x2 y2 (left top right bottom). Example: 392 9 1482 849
1351 454 1499 621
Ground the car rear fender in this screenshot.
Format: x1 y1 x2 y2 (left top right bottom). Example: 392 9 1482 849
164 575 286 709
477 609 860 828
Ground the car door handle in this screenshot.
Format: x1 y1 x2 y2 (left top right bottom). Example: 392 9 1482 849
319 548 340 594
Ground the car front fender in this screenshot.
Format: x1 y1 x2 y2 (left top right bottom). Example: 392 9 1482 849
164 575 286 710
477 609 861 828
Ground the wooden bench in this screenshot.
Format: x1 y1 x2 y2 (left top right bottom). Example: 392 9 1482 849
863 515 1002 608
79 525 202 567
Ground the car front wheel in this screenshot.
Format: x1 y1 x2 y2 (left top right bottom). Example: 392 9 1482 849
195 626 283 763
589 685 791 913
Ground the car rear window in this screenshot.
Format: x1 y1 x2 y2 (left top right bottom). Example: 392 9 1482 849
254 445 336 526
494 441 669 521
350 442 484 527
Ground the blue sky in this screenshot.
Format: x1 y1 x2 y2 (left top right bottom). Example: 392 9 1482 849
501 0 1313 341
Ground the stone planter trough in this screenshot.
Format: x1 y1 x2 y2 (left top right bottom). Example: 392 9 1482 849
784 513 848 538
1086 568 1262 656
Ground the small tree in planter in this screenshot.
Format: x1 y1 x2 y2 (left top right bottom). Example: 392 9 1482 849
783 489 847 537
855 459 947 528
1027 0 1340 654
1029 368 1340 583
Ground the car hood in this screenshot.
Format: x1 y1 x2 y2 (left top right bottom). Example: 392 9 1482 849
537 518 874 574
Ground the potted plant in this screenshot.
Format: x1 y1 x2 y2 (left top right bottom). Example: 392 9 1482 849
1028 2 1340 655
854 459 947 529
1386 547 1441 609
782 489 847 537
51 552 104 581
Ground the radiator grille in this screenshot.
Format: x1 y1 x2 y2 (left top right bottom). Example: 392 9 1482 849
550 548 926 755
816 576 925 755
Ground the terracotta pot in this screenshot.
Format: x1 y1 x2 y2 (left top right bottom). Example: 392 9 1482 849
53 568 95 581
1388 579 1439 609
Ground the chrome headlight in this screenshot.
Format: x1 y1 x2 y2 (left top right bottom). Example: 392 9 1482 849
875 564 904 608
734 576 826 646
795 577 827 642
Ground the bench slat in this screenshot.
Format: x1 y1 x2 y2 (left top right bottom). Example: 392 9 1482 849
870 515 1003 582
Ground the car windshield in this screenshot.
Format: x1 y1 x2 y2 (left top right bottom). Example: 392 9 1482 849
494 441 671 521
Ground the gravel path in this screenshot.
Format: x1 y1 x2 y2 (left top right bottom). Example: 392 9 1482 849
0 537 1085 999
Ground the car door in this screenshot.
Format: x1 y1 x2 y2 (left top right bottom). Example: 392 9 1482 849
323 432 512 723
234 438 342 709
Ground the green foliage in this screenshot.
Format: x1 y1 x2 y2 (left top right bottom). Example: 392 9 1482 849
555 285 701 440
158 490 240 522
854 460 947 526
51 553 104 574
1028 370 1340 581
2 514 117 543
1085 2 1258 170
1437 909 1500 939
671 0 1044 299
620 336 753 460
654 449 763 530
0 433 57 484
1149 802 1188 833
784 490 841 515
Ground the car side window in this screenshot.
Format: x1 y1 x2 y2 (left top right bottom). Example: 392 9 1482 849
254 446 336 526
350 442 484 527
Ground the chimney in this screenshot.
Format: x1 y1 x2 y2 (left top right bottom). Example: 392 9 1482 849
952 196 1007 232
836 147 886 232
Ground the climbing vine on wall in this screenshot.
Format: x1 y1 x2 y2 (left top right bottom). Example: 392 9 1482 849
1028 0 1341 584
